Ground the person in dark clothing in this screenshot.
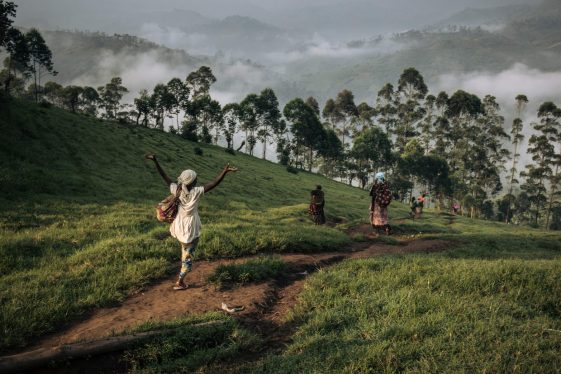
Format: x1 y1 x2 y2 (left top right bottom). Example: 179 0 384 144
369 172 392 235
309 185 326 225
410 197 419 218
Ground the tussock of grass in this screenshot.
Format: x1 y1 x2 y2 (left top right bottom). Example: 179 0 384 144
208 256 286 288
247 254 561 373
239 216 561 373
120 313 260 373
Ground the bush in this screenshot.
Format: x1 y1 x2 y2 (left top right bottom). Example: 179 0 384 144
286 165 299 174
39 100 52 109
224 148 235 155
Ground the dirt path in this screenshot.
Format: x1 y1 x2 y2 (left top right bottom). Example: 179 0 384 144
10 225 453 374
29 225 451 353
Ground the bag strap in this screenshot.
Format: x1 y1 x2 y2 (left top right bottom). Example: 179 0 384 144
175 184 183 198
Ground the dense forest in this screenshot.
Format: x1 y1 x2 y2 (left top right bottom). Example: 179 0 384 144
2 0 561 230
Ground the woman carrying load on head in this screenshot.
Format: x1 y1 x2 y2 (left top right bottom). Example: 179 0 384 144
146 154 238 290
369 172 392 235
309 185 326 225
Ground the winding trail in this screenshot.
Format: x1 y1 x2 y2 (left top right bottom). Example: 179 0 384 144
12 225 453 372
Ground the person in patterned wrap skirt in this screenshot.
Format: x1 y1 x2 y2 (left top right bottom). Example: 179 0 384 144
309 185 326 225
369 172 392 235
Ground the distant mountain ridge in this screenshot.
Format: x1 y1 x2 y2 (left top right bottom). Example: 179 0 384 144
432 4 533 29
40 30 209 84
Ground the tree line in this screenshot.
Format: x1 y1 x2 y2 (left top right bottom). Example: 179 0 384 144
2 0 561 229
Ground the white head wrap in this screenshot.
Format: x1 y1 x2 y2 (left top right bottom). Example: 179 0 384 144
178 170 197 186
177 170 197 203
375 172 385 183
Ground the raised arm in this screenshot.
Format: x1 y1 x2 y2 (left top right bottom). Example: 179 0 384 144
145 154 173 186
204 164 238 193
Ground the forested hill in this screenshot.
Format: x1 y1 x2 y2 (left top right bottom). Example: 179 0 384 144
39 30 209 84
291 0 561 101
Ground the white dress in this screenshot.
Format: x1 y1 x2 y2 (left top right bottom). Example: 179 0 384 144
169 183 205 244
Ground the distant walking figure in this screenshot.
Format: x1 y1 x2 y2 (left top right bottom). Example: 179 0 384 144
146 154 238 290
410 197 419 219
417 193 426 215
309 185 326 225
369 172 392 235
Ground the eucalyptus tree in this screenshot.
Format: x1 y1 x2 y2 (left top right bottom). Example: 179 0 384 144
25 28 56 102
460 95 509 217
432 91 450 156
505 94 528 222
322 98 342 133
0 1 17 49
134 89 152 126
305 96 320 116
317 127 343 177
2 28 31 94
97 77 128 120
186 95 222 143
395 68 428 151
334 89 359 151
222 103 242 149
445 90 484 176
43 81 62 106
375 83 398 135
351 126 393 188
356 102 376 131
150 83 176 130
240 93 260 155
167 77 189 130
274 119 291 165
61 85 83 112
283 97 326 171
521 105 557 226
538 102 561 229
418 94 436 154
186 66 216 100
257 88 282 159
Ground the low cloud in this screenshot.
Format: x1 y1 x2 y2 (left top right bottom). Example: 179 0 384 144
138 23 214 56
69 50 191 102
434 63 561 172
435 63 561 109
264 34 407 65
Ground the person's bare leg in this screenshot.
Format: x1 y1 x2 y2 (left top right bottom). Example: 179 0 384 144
174 243 191 290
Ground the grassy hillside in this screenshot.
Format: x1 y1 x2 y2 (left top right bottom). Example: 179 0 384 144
0 98 405 350
116 214 561 373
243 215 561 373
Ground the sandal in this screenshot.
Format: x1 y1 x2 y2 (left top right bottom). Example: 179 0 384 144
173 281 188 290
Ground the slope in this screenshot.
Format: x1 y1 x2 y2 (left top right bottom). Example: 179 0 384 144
0 97 403 350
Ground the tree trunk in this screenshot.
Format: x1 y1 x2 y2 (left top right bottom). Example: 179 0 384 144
545 164 559 230
33 60 38 103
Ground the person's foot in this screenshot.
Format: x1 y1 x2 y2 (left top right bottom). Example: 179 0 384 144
173 281 188 290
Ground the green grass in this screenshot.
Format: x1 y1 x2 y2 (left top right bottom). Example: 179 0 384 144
117 313 260 373
3 98 561 372
236 218 561 373
208 256 286 288
0 99 400 350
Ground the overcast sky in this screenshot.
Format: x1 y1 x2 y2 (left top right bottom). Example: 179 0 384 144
14 0 532 35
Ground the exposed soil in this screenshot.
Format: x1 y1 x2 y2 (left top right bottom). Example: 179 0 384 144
8 224 454 372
